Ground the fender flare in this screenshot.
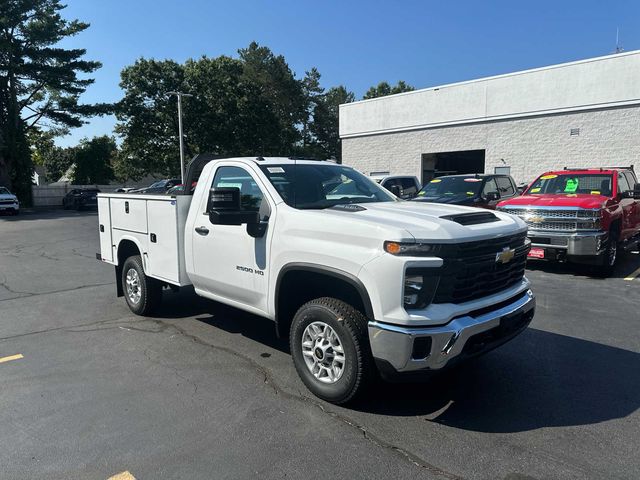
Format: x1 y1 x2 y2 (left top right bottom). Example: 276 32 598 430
274 262 375 330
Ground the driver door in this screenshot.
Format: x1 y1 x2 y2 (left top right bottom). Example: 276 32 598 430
190 164 274 314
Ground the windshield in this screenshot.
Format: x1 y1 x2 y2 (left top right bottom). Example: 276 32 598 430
149 180 167 188
417 176 483 198
0 187 10 195
527 174 613 196
259 163 395 209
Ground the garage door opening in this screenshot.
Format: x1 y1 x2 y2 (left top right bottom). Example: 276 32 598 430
421 150 485 184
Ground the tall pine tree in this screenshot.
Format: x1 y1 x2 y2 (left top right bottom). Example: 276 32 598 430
0 0 108 203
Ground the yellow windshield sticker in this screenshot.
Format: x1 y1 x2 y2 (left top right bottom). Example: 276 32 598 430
530 187 541 193
417 191 426 196
590 190 601 195
430 179 441 183
564 178 579 193
466 191 474 195
540 174 557 180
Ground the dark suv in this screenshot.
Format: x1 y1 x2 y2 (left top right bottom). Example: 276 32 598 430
412 174 519 209
62 188 101 210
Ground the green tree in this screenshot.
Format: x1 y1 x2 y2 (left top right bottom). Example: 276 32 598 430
72 136 116 184
114 43 307 179
311 86 355 161
115 59 185 180
0 0 109 203
30 129 74 182
362 80 415 100
300 67 324 153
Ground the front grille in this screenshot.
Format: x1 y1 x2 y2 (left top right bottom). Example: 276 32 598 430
530 236 568 246
0 200 15 205
499 207 601 232
501 208 581 219
431 233 529 304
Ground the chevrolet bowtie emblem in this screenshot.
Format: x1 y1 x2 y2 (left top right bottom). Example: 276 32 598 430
525 215 545 224
496 247 516 264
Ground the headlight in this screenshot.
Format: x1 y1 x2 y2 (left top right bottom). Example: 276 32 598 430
384 241 440 256
403 269 439 309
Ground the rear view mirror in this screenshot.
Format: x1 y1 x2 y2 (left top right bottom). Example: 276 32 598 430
208 187 259 225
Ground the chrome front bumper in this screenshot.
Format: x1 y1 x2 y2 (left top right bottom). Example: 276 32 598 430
368 289 535 373
528 230 607 256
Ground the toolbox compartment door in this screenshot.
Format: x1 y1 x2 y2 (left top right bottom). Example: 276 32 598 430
146 199 180 283
110 197 148 234
97 197 113 262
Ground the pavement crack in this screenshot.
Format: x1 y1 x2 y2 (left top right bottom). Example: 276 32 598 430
0 281 114 303
157 320 464 479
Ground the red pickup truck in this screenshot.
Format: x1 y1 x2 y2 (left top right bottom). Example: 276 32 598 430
497 167 640 275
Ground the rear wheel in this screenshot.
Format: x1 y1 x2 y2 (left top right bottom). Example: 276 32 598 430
121 255 162 315
290 297 374 404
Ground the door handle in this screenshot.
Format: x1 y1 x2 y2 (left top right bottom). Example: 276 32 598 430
195 226 210 236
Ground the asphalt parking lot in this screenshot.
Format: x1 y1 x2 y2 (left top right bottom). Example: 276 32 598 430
1 210 639 480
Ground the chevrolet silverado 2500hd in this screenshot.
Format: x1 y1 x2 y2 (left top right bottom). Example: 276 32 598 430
97 155 535 404
498 167 640 276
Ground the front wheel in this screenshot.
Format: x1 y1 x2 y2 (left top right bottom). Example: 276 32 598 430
290 297 374 404
121 255 162 315
595 231 618 277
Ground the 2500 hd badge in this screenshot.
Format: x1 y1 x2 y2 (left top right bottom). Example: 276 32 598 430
236 265 265 276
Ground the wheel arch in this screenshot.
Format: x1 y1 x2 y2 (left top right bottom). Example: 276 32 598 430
274 263 374 339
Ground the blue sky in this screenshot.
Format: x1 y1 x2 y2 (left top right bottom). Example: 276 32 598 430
57 0 640 146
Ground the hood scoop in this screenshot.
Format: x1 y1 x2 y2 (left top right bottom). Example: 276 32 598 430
440 212 500 225
330 204 367 212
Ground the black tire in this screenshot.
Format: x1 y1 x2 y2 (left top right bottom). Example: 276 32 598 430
121 255 162 315
290 297 374 404
595 230 618 277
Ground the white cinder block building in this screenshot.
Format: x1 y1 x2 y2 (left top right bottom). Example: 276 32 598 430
339 51 640 185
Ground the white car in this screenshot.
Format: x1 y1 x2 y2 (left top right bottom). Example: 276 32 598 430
97 156 535 404
0 187 19 215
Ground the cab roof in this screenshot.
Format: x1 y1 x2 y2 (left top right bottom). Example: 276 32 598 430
542 168 618 176
220 156 338 166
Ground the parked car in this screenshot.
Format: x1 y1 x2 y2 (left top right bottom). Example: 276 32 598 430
62 188 101 210
114 187 137 193
497 167 640 275
413 174 519 209
371 174 421 199
132 178 181 194
97 155 535 404
0 186 19 215
166 181 198 195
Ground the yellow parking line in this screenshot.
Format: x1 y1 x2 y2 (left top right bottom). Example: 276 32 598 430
624 266 640 281
107 472 136 480
0 354 23 364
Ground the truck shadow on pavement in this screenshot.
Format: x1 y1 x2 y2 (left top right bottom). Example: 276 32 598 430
354 328 640 433
525 250 640 279
158 288 289 353
162 289 639 433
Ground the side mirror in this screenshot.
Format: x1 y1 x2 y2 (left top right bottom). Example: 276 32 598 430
485 191 500 202
389 184 403 197
208 187 259 225
622 189 640 200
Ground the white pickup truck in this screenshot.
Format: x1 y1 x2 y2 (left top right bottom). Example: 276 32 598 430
97 155 535 404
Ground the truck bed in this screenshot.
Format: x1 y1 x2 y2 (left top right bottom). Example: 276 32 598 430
97 193 193 286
